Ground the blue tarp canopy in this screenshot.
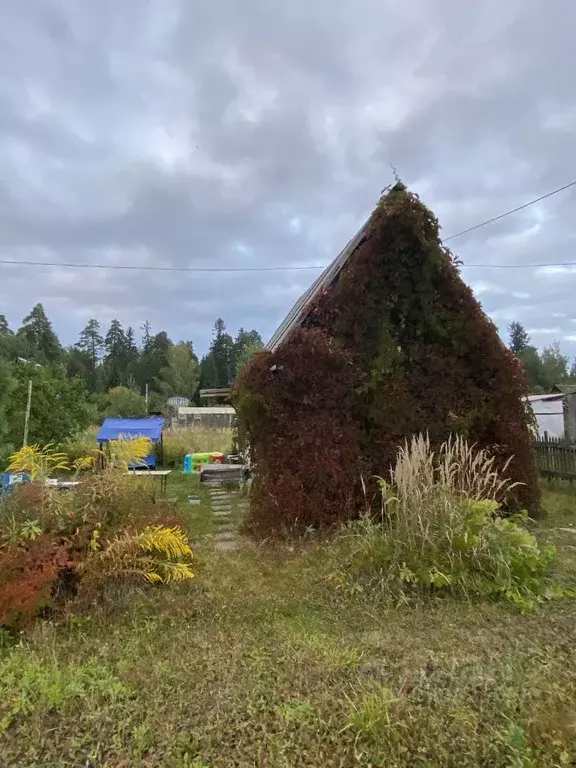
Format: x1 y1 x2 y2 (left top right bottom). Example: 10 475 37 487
96 417 165 443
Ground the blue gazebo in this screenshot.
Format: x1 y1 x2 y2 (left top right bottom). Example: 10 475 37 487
96 417 165 469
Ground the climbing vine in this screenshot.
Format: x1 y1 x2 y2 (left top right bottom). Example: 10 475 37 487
234 184 540 535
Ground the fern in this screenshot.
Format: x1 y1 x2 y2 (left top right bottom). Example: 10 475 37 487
81 525 194 587
137 526 192 559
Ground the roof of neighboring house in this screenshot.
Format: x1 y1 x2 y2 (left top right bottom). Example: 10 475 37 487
265 219 372 351
552 383 576 395
524 394 565 402
96 417 165 443
178 406 235 415
199 387 232 399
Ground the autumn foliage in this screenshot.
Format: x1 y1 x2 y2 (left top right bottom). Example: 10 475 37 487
234 183 540 536
0 467 193 631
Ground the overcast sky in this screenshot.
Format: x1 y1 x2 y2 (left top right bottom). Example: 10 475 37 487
0 0 575 357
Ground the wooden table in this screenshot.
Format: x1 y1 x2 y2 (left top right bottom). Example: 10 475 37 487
125 469 172 498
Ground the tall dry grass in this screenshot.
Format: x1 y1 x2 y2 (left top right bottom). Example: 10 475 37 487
162 426 233 468
343 434 555 611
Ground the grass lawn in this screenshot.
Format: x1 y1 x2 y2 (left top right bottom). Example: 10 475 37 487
1 481 576 767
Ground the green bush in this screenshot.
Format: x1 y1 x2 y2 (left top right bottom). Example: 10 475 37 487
60 426 99 465
342 435 556 611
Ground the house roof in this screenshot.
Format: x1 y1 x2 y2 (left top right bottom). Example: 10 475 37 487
552 383 576 395
178 406 235 415
524 394 564 402
199 387 232 399
96 417 165 443
265 219 372 351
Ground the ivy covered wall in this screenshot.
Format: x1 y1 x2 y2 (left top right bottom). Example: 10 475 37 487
234 184 540 536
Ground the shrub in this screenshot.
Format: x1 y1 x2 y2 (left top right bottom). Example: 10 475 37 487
71 468 157 533
235 183 540 535
60 426 99 465
0 535 75 631
0 468 193 630
100 386 148 419
342 435 555 611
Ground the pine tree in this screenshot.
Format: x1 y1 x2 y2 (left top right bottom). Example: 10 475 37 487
76 319 104 392
138 331 172 394
508 322 531 356
199 353 219 390
103 320 128 390
125 327 140 382
209 319 234 387
141 320 152 348
17 303 62 364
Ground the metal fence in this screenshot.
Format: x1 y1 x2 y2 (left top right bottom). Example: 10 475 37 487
534 437 576 480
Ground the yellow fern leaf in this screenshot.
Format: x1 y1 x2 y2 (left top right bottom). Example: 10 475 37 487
137 526 192 559
156 561 195 583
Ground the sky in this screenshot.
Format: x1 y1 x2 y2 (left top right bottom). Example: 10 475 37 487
0 0 575 358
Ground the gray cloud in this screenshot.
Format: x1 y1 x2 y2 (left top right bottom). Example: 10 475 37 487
0 0 575 356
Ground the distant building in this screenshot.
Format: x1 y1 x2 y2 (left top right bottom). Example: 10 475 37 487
167 396 190 408
524 390 576 442
175 406 235 430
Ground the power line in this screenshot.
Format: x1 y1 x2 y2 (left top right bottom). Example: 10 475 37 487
442 178 576 242
465 261 576 269
3 257 576 273
1 178 575 274
0 259 326 272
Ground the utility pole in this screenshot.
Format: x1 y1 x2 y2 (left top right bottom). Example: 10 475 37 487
23 378 32 446
145 382 149 412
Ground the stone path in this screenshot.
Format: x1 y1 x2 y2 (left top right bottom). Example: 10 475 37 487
208 487 247 551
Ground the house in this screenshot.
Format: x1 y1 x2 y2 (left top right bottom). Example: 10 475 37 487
236 183 540 533
525 386 576 442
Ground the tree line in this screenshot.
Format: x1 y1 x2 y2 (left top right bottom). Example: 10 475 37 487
0 303 263 454
508 321 575 392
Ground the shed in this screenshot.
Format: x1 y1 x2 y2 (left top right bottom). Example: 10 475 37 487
96 417 165 468
524 394 566 440
176 406 235 430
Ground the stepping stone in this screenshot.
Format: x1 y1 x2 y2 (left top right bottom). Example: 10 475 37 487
214 531 237 542
212 504 233 511
214 540 239 552
214 510 231 518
